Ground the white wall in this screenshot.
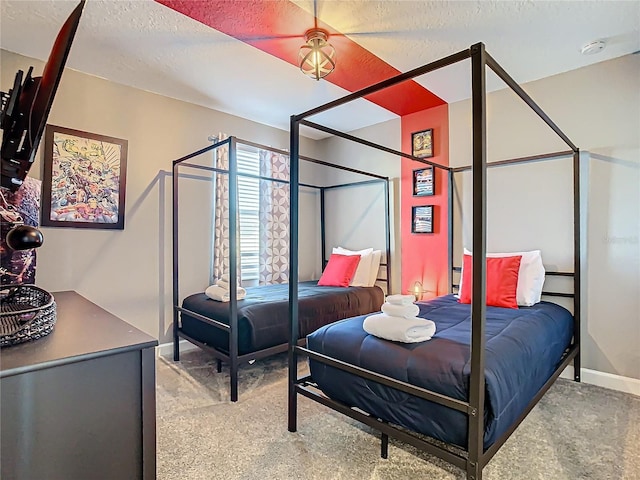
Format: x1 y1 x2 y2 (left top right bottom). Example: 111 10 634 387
316 119 402 293
449 53 640 380
1 50 321 343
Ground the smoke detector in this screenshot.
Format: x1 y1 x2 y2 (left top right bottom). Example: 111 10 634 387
581 40 606 55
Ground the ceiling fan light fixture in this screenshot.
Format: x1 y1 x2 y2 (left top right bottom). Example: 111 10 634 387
299 28 336 81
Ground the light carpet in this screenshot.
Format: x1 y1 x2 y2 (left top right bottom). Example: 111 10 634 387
157 350 640 480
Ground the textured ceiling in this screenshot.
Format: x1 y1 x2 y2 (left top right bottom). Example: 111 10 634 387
1 0 638 139
155 0 447 117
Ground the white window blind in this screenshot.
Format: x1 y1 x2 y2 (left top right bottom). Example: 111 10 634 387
236 145 260 281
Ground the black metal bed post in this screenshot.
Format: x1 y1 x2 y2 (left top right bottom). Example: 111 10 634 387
228 137 240 402
320 188 326 269
448 169 454 294
484 49 581 382
468 42 488 480
383 178 392 294
573 150 581 381
172 160 180 361
288 116 301 432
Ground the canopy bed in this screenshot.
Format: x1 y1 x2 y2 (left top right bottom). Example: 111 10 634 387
172 137 391 401
287 43 581 480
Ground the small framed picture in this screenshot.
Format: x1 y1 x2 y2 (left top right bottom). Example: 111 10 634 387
41 125 128 229
412 166 434 196
411 205 434 234
411 128 434 158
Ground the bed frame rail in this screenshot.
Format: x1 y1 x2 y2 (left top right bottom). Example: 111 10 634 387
295 381 468 469
451 270 577 299
297 346 471 413
291 341 579 472
480 343 579 467
176 325 308 373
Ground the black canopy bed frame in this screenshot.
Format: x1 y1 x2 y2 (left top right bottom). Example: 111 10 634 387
172 137 392 402
287 43 581 480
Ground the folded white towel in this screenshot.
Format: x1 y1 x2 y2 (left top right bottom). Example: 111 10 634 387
205 285 247 302
385 294 416 306
363 314 436 343
216 279 232 290
381 302 420 318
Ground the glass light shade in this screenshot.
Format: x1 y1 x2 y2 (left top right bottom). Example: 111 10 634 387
299 29 336 81
412 281 424 301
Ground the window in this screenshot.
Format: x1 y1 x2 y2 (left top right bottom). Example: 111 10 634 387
236 144 260 282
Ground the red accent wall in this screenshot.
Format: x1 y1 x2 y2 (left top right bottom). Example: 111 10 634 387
401 105 450 298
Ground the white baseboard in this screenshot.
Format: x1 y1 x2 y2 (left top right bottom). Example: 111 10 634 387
561 366 640 397
156 339 199 357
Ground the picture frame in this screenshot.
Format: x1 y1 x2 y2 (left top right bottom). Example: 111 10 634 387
411 128 434 158
411 205 434 234
41 125 128 230
412 166 434 196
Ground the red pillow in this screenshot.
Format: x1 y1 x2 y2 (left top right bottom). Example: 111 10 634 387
318 254 361 287
459 254 522 309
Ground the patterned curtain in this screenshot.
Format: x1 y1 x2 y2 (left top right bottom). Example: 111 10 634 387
211 133 242 284
258 150 290 285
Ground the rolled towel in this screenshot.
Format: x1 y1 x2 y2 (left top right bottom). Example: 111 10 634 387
216 279 232 290
381 302 420 319
216 276 242 290
205 285 247 302
363 314 436 343
385 294 416 306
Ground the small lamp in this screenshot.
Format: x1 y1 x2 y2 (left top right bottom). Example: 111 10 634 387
6 224 44 250
299 28 336 81
412 281 428 301
1 193 44 251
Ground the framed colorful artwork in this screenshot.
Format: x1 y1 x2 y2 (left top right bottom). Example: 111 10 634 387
411 205 434 234
412 166 434 196
411 128 434 158
41 125 128 229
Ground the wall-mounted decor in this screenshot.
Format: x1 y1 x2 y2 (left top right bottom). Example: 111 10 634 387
41 125 128 230
411 128 433 158
412 166 434 196
411 205 434 234
0 177 42 285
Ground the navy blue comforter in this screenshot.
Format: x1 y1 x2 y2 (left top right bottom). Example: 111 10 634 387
181 281 384 355
307 294 573 449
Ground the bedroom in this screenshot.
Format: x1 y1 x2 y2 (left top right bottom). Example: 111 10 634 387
0 1 638 479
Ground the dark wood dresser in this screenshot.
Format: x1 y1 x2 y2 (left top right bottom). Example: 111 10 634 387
0 290 158 480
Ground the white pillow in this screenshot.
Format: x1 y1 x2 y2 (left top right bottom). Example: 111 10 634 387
332 247 373 287
368 250 382 287
461 248 545 306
